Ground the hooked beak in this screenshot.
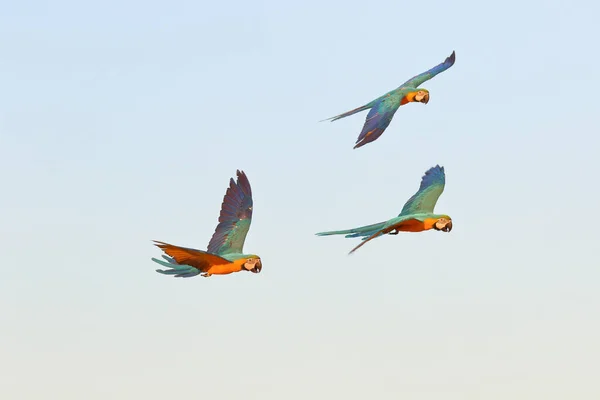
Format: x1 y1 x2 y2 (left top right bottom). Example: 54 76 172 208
422 93 429 104
251 261 262 273
443 221 452 232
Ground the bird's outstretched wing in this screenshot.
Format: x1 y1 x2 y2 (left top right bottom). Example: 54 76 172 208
399 51 455 89
152 241 232 276
353 96 400 149
207 170 253 255
399 165 446 216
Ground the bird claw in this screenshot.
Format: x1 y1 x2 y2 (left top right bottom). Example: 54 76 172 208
201 273 212 277
389 230 399 235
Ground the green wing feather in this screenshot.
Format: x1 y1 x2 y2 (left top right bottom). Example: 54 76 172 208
207 170 253 256
399 165 445 216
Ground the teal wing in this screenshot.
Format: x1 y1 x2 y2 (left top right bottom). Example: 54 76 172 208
353 95 401 149
207 170 253 256
399 51 455 89
399 165 445 216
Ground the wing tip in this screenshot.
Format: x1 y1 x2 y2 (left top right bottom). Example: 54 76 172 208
420 165 446 187
353 131 374 149
447 50 456 65
353 134 375 150
347 241 363 255
234 169 252 196
426 164 444 174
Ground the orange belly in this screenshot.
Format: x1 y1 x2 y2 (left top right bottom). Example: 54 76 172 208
397 218 437 232
206 259 245 275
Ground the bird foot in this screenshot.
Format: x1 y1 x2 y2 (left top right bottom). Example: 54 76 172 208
389 230 399 235
201 273 212 277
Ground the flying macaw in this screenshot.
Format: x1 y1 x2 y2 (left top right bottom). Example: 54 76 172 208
322 51 456 149
151 170 262 278
316 165 452 254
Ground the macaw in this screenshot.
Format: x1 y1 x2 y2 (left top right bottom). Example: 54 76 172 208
322 51 455 149
151 170 262 278
316 165 452 254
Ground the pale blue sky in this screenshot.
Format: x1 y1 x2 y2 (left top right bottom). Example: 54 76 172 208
1 0 599 398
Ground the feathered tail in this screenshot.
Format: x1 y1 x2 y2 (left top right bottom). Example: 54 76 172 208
316 221 386 240
151 255 200 278
320 101 374 122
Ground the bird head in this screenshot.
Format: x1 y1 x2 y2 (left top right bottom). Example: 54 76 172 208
413 89 430 104
433 216 452 232
243 256 262 273
401 89 430 105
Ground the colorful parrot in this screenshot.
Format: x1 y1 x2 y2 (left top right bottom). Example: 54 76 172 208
151 170 262 278
322 51 455 149
316 165 452 254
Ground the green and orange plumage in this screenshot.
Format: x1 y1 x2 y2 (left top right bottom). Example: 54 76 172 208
316 165 453 254
322 51 456 149
151 170 262 278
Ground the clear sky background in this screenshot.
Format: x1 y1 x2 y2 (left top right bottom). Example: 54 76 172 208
1 0 599 398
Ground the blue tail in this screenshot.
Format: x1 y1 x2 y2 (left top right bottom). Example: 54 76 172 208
151 255 200 278
320 101 375 122
316 221 386 240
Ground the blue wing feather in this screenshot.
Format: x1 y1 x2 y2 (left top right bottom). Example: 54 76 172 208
207 170 253 255
353 96 400 149
399 165 446 216
399 51 455 89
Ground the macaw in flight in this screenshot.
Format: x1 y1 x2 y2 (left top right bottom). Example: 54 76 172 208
322 51 456 149
316 165 452 254
151 170 262 278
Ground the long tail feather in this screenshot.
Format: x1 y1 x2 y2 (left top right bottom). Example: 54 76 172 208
162 255 176 263
316 221 386 239
151 257 200 278
320 103 373 122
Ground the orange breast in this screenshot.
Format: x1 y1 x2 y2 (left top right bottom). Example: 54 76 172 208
422 218 438 230
396 218 438 232
206 259 245 275
400 92 417 105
